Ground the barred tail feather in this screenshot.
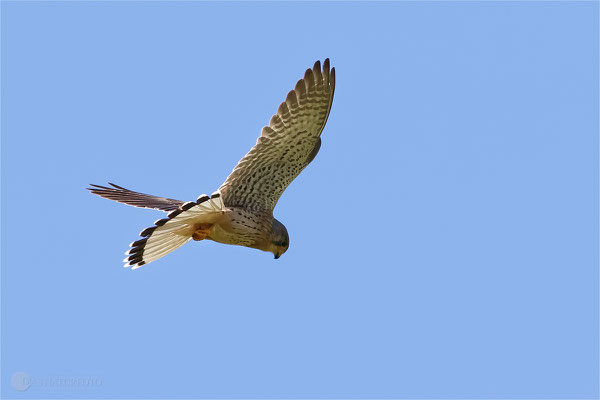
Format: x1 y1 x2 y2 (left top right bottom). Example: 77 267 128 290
124 191 224 269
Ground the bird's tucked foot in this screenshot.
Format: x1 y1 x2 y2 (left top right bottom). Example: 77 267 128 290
192 223 214 241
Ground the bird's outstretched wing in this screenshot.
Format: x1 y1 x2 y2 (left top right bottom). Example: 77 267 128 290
218 59 335 211
87 183 185 212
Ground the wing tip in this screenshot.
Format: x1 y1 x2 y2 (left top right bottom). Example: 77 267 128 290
277 101 290 117
294 78 307 96
285 89 298 106
330 66 336 86
108 182 127 190
313 59 321 71
304 68 315 90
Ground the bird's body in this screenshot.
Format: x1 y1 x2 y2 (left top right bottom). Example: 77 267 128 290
89 59 335 269
206 207 274 249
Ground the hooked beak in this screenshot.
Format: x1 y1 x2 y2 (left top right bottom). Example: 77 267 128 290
274 253 280 260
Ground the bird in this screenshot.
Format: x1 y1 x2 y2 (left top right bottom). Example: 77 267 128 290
88 59 335 269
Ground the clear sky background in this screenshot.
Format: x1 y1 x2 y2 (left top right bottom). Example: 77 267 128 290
1 1 598 399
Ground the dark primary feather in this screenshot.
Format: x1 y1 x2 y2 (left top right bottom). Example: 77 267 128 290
219 59 335 211
87 183 185 212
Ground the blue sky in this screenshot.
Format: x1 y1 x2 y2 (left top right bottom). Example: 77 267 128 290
1 1 598 398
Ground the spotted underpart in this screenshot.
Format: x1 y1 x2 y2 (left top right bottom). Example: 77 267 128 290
123 192 223 269
208 207 273 248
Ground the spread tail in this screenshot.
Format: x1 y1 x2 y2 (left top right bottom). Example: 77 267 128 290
122 192 224 269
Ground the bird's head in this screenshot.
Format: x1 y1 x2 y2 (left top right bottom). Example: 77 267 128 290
268 219 289 259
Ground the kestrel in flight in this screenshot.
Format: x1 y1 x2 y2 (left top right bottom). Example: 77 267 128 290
89 59 335 269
